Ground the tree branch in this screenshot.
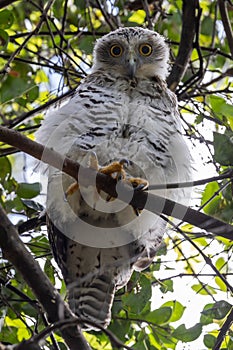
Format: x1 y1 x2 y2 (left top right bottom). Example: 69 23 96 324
0 125 233 240
0 0 19 9
167 0 200 91
218 0 233 58
213 306 233 350
0 205 91 350
13 317 134 350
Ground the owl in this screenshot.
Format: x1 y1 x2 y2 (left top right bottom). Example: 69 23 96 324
36 27 191 330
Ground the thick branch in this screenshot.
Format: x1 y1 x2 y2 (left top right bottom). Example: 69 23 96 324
0 0 18 9
0 125 233 240
167 0 199 91
0 205 91 350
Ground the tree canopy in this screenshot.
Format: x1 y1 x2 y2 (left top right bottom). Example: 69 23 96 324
0 1 233 349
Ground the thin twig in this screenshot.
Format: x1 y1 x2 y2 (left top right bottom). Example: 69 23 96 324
0 0 55 74
149 169 233 190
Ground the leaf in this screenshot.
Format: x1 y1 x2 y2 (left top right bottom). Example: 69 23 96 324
122 275 152 314
213 131 233 166
215 276 227 292
79 36 94 54
160 280 173 293
162 300 185 322
22 199 44 212
16 182 41 199
204 334 217 348
0 29 8 49
17 327 31 342
108 319 131 342
192 283 217 295
0 62 34 103
209 95 233 127
144 307 172 325
26 85 39 102
201 181 220 215
201 300 232 321
128 10 146 24
44 259 55 285
0 10 14 29
215 257 227 272
172 323 202 342
0 157 11 181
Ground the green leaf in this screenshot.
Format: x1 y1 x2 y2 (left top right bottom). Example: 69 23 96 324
144 307 172 325
162 300 185 322
201 300 232 321
204 334 216 348
201 181 220 215
0 62 34 103
209 95 233 127
26 85 39 102
44 259 55 285
0 10 14 29
122 275 152 314
108 319 131 342
215 276 227 292
79 36 94 54
160 280 173 293
0 29 8 49
200 303 215 325
213 131 233 166
172 323 202 342
22 199 44 212
0 157 11 181
215 257 227 272
128 10 146 24
16 182 41 199
191 283 217 295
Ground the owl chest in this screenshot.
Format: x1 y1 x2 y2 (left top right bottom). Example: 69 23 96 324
81 89 156 128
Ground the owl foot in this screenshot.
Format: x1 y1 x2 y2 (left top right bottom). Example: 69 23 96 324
64 151 99 201
64 182 79 201
100 158 127 180
64 154 148 216
100 160 149 213
126 177 149 216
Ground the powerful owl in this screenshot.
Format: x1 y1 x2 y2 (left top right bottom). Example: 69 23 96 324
36 27 191 330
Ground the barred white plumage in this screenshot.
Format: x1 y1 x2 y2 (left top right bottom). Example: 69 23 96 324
36 27 191 330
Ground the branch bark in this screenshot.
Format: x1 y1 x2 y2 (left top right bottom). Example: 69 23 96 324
167 0 200 91
0 0 19 9
0 125 233 240
0 205 91 350
218 0 233 58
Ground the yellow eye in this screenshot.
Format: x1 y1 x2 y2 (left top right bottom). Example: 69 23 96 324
110 45 123 57
139 44 152 56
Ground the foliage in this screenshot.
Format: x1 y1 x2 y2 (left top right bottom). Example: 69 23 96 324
0 0 233 349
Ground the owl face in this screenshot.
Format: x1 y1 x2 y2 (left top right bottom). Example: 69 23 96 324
92 27 169 80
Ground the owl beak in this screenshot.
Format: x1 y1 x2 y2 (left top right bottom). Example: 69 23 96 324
127 54 137 79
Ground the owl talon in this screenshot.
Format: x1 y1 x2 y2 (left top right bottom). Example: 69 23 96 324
64 152 99 201
64 182 79 201
128 177 149 191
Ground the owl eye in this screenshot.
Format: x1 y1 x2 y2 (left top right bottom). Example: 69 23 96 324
139 44 152 56
110 45 123 57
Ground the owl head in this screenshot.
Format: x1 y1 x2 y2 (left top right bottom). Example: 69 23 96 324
92 27 169 80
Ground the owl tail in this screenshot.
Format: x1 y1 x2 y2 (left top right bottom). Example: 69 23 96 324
68 273 116 331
